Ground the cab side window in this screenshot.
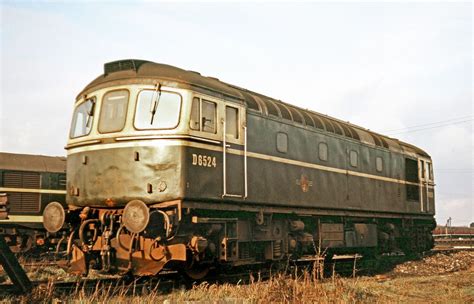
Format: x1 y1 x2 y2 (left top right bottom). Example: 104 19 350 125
427 162 433 180
405 158 420 201
420 160 425 179
202 100 216 133
190 97 217 134
190 97 200 130
225 106 239 139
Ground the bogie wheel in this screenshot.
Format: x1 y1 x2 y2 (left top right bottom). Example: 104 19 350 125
184 261 211 280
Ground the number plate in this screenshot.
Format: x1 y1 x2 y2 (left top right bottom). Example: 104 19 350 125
192 154 217 168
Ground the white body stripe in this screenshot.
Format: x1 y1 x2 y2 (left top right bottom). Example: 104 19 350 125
0 215 43 223
67 138 433 188
0 187 67 195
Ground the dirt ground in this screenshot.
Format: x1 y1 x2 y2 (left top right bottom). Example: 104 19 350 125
353 256 474 303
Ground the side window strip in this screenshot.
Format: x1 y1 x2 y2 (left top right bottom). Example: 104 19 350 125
318 142 328 161
276 132 288 153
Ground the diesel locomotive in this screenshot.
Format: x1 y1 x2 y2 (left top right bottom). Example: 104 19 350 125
0 152 66 252
43 59 436 278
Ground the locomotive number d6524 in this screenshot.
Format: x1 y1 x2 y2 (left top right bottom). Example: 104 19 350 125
192 154 217 168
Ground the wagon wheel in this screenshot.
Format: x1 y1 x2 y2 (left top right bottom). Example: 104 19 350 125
184 260 210 280
3 235 21 253
21 235 33 252
7 234 33 253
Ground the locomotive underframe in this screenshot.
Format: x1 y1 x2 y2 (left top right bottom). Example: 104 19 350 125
0 224 46 253
63 199 435 277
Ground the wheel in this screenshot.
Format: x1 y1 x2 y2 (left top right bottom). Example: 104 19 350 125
184 261 211 280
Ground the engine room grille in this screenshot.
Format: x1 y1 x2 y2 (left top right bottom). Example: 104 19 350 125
4 171 41 213
104 59 148 75
4 171 40 188
7 193 41 213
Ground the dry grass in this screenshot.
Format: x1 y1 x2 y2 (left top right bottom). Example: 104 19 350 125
2 269 473 304
1 272 371 304
1 255 474 303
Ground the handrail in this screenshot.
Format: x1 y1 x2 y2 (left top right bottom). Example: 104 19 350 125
244 125 248 199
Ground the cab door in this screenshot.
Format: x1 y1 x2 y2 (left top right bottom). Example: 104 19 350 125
418 158 434 213
222 104 247 198
424 160 435 213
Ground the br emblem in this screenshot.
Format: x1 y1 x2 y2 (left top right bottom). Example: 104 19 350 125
296 174 313 193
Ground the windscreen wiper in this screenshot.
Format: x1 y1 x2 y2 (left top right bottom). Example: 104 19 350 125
150 83 162 125
85 98 95 128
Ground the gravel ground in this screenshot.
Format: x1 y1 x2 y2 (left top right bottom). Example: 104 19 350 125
392 251 474 276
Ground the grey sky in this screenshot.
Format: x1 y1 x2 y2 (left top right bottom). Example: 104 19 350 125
1 2 472 226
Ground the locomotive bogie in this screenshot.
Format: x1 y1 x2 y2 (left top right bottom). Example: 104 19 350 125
59 200 434 276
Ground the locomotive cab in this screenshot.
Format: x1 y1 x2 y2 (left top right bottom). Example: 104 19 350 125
45 61 248 276
66 83 246 208
66 84 189 208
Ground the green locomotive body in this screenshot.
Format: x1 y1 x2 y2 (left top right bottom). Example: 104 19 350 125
45 60 435 277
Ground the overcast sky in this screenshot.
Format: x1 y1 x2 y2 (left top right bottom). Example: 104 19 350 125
1 2 472 226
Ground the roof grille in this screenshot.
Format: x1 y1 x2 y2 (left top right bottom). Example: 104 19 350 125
104 59 149 75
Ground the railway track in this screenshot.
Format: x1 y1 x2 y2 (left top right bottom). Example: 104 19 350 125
0 271 186 295
2 247 472 296
0 264 273 296
433 234 474 251
0 255 403 295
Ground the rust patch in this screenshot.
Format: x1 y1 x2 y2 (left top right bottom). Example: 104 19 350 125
69 246 88 276
148 163 177 171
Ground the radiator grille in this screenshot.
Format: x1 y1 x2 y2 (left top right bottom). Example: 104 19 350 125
22 172 41 188
4 171 40 189
21 193 40 212
4 171 41 213
4 172 22 187
7 193 41 213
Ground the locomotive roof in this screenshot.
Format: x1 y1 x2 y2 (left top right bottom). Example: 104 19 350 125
78 59 429 158
0 152 66 173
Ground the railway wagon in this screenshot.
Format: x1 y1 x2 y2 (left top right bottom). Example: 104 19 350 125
43 59 436 277
0 152 66 252
433 226 474 235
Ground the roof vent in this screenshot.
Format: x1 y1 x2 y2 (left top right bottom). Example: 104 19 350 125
104 59 149 76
